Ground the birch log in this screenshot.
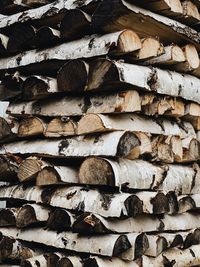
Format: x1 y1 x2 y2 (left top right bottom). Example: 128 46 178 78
0 208 18 227
178 193 200 213
182 0 200 25
16 204 51 228
0 30 142 71
47 208 74 231
0 185 172 217
0 155 18 182
83 256 140 267
0 131 142 159
72 212 200 234
0 33 8 56
18 117 47 137
92 0 200 47
34 27 60 48
79 158 200 194
45 118 77 137
56 255 83 267
83 59 200 103
0 228 147 260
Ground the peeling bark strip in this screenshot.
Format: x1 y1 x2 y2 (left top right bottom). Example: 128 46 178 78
0 0 98 29
79 158 200 194
82 59 200 103
18 157 79 185
0 30 141 70
0 131 142 158
92 0 200 47
0 234 41 260
72 212 200 234
0 228 147 260
0 185 173 217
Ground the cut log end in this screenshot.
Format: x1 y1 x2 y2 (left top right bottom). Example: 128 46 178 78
18 117 45 137
36 167 61 186
18 158 42 182
16 205 37 228
116 30 142 54
47 208 72 231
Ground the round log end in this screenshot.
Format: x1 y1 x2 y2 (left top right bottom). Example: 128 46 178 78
16 205 37 228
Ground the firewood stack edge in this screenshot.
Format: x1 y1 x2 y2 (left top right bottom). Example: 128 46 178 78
0 0 200 266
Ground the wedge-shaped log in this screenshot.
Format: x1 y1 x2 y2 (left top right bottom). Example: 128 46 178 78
0 30 141 70
18 157 79 185
92 0 200 47
0 228 147 260
79 158 200 194
72 212 200 234
47 208 75 231
16 204 50 228
178 193 200 213
0 131 141 159
0 208 18 227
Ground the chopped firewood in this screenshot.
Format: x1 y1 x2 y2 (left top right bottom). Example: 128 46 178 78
182 0 200 25
0 155 18 182
45 118 77 137
18 117 47 137
0 208 18 227
47 208 75 231
35 27 60 48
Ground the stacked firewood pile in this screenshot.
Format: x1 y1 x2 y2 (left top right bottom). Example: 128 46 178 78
0 0 200 266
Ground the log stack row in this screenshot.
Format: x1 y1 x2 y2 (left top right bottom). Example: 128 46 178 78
0 0 200 266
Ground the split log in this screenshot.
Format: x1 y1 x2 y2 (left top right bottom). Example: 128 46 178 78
83 257 139 267
0 235 40 260
182 0 200 25
0 30 142 70
72 212 200 234
56 255 83 267
143 44 186 66
17 157 43 182
7 24 36 54
22 75 58 100
16 204 50 228
173 44 200 73
35 27 60 48
18 117 47 137
188 117 200 130
178 193 200 213
83 59 200 104
92 0 200 47
0 116 19 142
0 155 18 182
0 228 147 260
45 118 77 137
0 72 23 101
0 208 18 227
60 9 91 40
47 208 74 231
79 158 200 194
0 131 142 159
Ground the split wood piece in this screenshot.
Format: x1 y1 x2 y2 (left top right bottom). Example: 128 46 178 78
0 228 147 260
56 255 83 267
178 193 200 213
0 30 142 71
0 33 8 56
0 72 23 101
60 9 91 40
18 157 79 185
191 62 200 77
0 116 19 143
188 117 200 130
143 44 186 66
47 208 75 231
7 24 36 54
22 75 58 100
83 257 140 267
18 117 47 138
79 158 200 194
0 155 18 182
182 0 200 25
35 27 60 48
0 208 18 227
16 204 50 228
173 44 200 73
77 113 195 139
0 235 40 260
45 117 77 137
0 0 98 29
83 59 200 104
0 131 142 159
0 185 171 217
141 95 185 118
0 0 52 15
72 212 200 234
180 138 200 162
129 37 165 61
149 244 200 266
92 0 200 47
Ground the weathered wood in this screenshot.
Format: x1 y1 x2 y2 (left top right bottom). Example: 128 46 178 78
0 208 18 227
56 255 83 267
0 30 142 70
0 228 147 260
0 131 142 159
47 208 74 231
0 116 19 142
45 118 77 137
16 204 50 228
79 158 200 193
35 27 60 48
22 75 58 100
0 155 18 182
72 212 200 234
92 0 200 47
60 9 91 40
17 157 42 182
18 117 47 137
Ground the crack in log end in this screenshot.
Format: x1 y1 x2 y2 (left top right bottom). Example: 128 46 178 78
41 187 56 204
124 195 143 217
151 193 169 214
135 233 149 259
113 235 131 256
79 157 115 186
117 132 140 157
